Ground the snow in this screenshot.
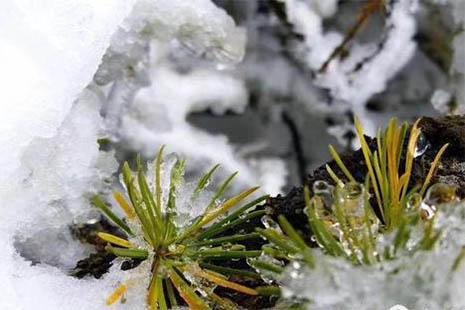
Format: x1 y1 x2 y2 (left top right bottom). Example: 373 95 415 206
93 0 285 194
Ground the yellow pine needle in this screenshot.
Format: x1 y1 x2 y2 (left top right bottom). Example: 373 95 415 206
147 275 159 310
400 119 421 200
452 246 465 272
113 191 136 219
97 232 132 248
420 143 449 196
328 145 356 183
198 187 260 228
148 275 167 310
155 145 165 217
167 268 208 309
196 269 258 296
372 151 387 203
106 284 128 306
147 257 164 310
325 164 344 187
354 117 384 220
386 124 405 225
207 292 237 310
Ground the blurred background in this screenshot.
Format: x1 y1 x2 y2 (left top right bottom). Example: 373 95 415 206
128 0 461 192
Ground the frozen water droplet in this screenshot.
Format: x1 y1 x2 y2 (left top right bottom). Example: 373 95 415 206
313 180 334 196
420 183 457 220
313 180 334 213
86 218 99 225
425 183 457 205
414 133 430 158
420 202 436 220
289 261 304 279
336 182 365 217
247 254 283 284
261 215 282 232
340 182 363 200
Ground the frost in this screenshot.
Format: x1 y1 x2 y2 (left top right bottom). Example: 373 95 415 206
96 0 246 136
431 89 452 114
450 0 465 110
119 64 272 189
284 0 418 134
90 0 284 193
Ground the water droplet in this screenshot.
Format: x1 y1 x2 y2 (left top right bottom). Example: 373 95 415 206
261 215 282 232
414 133 430 158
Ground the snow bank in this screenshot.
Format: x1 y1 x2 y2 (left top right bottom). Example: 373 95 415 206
0 0 135 188
0 1 135 309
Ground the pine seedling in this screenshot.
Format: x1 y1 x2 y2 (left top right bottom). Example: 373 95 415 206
328 117 448 230
258 118 449 274
92 146 270 309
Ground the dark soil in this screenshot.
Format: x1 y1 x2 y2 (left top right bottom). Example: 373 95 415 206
70 217 123 278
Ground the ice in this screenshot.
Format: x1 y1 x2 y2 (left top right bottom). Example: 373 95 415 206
281 201 465 309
